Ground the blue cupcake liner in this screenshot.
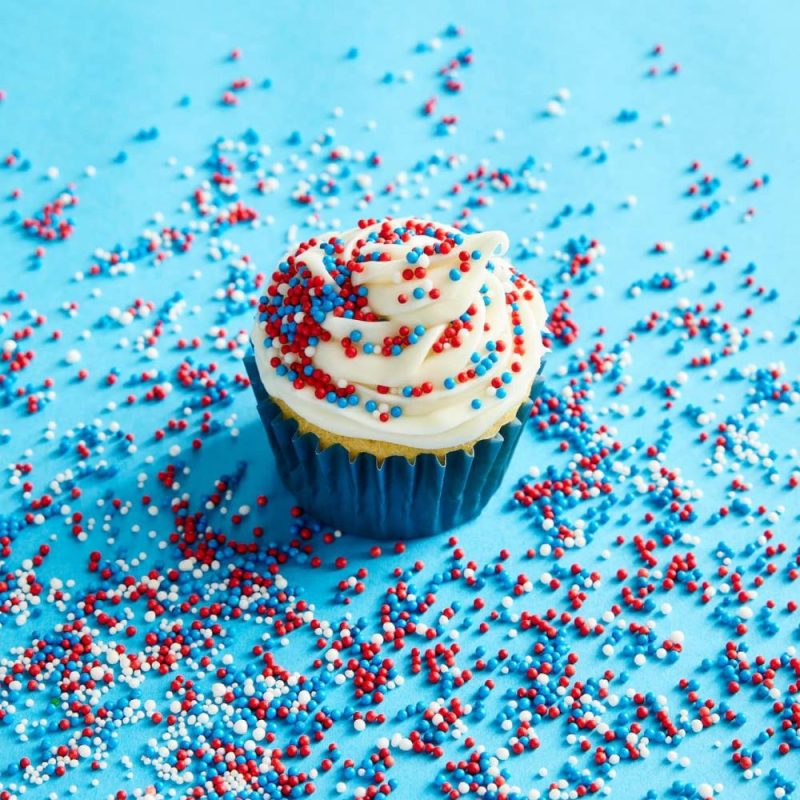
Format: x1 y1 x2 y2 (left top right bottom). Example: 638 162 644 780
244 354 545 539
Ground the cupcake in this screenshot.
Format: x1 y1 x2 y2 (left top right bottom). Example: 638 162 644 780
245 217 547 538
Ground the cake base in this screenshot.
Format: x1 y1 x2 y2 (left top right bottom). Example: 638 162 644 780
270 392 530 465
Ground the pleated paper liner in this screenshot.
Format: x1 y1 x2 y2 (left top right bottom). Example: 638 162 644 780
244 354 546 539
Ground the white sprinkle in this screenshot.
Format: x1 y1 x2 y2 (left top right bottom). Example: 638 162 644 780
545 100 565 117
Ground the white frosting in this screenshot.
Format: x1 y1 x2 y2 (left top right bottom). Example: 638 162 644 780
252 219 548 450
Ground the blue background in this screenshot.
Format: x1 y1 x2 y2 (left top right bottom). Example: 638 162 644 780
0 2 798 798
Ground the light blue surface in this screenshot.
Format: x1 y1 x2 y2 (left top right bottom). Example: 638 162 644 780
0 2 799 798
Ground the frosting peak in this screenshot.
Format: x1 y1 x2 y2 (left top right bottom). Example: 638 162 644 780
252 218 547 450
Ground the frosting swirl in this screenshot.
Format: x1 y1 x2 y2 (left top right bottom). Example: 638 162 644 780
251 218 547 450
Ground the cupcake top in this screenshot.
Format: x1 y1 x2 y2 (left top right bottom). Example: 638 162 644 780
251 217 547 450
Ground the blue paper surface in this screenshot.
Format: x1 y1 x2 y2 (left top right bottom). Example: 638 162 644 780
0 3 799 799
